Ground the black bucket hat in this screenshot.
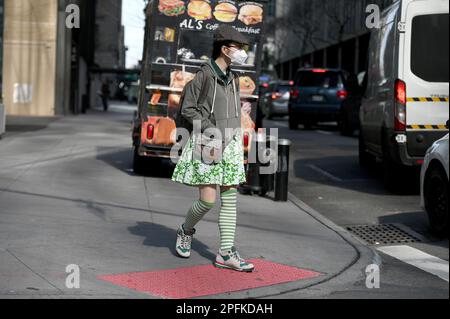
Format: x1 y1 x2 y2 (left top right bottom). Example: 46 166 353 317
214 25 249 46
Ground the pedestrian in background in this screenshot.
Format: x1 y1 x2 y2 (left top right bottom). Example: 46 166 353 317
171 25 255 272
101 80 110 112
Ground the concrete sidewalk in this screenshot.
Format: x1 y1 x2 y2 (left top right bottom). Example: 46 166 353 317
0 106 377 299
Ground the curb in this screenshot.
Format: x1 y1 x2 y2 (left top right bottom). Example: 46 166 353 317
251 192 383 298
288 192 382 268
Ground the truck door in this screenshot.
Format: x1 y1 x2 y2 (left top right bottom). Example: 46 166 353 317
402 0 449 157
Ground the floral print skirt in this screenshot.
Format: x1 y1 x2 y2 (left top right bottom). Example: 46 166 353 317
171 133 247 187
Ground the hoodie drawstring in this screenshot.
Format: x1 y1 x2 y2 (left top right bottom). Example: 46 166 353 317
211 77 218 115
232 78 238 118
210 73 238 118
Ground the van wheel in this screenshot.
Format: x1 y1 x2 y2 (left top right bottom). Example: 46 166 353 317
382 148 407 193
133 146 146 175
425 166 449 238
358 132 375 169
359 133 374 168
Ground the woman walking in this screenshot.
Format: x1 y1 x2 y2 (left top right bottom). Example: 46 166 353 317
171 25 254 272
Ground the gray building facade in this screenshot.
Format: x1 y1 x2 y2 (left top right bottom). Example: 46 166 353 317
1 0 126 116
89 0 126 108
95 0 126 69
273 0 393 79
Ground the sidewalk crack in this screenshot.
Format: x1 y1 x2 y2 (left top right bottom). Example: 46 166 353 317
5 249 64 294
143 178 155 223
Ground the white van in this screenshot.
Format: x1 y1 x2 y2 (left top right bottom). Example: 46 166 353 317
360 0 449 191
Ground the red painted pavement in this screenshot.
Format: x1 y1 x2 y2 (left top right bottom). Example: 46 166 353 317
98 259 323 299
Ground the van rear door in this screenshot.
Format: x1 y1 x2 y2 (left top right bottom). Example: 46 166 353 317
402 0 449 157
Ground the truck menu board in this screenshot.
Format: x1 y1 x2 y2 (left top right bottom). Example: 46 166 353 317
136 0 267 161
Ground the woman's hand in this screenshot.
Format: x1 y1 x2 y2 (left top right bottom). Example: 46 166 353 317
204 145 222 163
193 134 223 165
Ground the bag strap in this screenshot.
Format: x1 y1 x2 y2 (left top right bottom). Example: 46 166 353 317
178 68 209 111
196 68 210 106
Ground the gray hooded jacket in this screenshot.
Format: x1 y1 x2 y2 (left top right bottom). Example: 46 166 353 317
181 59 242 150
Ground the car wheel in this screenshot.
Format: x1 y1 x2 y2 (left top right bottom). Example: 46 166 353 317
425 166 449 237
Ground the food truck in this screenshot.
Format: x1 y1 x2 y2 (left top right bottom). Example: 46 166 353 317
132 0 268 191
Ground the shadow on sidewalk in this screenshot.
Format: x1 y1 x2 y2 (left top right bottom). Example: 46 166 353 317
128 222 216 261
5 116 61 134
96 147 175 178
293 155 420 196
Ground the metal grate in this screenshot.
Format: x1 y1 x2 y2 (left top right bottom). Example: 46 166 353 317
346 224 422 245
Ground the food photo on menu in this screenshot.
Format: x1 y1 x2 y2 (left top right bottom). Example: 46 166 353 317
167 70 196 118
158 0 186 16
156 0 264 26
239 75 256 95
241 100 256 153
187 0 213 20
213 1 238 23
154 27 176 42
238 3 263 25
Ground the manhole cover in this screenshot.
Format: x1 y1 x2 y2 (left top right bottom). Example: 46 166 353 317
346 224 422 245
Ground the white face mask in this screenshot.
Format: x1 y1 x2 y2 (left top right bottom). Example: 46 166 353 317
226 47 248 65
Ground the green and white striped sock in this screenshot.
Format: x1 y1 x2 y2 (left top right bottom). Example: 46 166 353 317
219 189 238 251
184 200 215 232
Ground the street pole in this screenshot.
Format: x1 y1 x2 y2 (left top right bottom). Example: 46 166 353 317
275 139 292 202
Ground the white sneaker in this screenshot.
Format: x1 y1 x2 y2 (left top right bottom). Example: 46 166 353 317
176 224 195 258
214 246 255 272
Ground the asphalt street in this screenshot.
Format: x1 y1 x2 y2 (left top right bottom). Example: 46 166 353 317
264 116 449 298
